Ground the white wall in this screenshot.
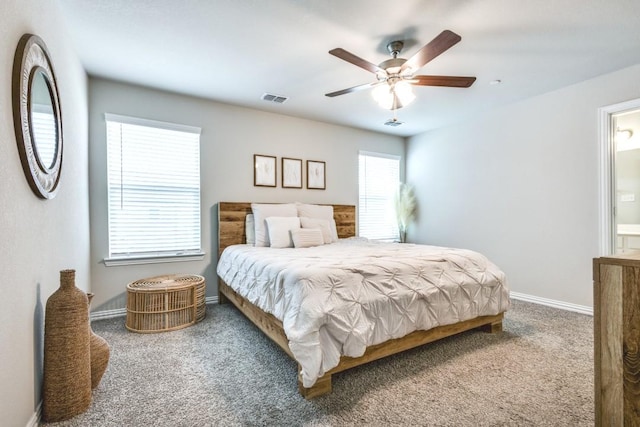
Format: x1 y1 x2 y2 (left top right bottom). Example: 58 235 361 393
0 1 89 425
88 78 405 311
407 64 640 308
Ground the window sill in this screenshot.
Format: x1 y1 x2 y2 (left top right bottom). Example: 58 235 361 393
104 252 205 267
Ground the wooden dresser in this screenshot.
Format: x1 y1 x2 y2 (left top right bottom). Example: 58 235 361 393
593 255 640 426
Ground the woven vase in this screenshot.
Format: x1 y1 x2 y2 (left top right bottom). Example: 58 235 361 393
42 269 92 422
87 293 110 388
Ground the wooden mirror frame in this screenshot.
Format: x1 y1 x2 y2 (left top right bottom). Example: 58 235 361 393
12 34 63 199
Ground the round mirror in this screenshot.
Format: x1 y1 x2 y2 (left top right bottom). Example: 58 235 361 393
12 34 63 199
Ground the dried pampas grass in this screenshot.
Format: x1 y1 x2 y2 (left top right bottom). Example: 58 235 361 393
394 183 417 242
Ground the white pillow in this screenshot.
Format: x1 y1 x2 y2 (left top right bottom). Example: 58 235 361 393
296 203 339 242
296 202 333 220
251 203 297 247
245 214 255 245
300 217 333 244
328 218 339 242
291 228 324 248
265 216 300 248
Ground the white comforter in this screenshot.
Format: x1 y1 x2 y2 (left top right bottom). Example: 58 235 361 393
216 239 509 387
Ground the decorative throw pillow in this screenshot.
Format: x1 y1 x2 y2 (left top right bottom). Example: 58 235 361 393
265 216 301 248
291 228 324 248
300 217 333 244
245 214 255 245
251 203 297 247
296 203 339 242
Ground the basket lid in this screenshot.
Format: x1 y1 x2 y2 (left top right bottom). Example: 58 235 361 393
127 274 204 290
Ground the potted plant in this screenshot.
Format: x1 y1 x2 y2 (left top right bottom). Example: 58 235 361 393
393 183 417 243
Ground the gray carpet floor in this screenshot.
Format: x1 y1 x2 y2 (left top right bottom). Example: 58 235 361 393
42 299 593 426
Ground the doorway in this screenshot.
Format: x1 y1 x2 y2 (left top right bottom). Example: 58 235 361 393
598 98 640 255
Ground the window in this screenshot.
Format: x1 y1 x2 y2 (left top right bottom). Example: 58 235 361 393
358 151 400 240
105 114 202 265
31 105 57 166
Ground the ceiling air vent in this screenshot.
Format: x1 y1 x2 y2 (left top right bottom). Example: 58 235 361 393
261 93 289 104
384 118 403 127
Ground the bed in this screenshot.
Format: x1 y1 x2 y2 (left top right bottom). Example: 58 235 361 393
217 202 509 398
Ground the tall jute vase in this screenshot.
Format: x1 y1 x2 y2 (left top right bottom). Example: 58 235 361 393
87 293 110 388
42 269 92 422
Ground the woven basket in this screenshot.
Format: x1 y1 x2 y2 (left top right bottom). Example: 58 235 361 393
42 270 92 422
126 274 205 333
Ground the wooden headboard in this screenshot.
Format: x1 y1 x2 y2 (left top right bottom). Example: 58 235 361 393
218 202 356 256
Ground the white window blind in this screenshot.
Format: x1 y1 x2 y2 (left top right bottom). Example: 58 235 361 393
359 151 400 240
106 114 202 261
31 106 57 168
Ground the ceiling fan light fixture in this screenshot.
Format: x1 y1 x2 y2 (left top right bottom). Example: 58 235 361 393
394 81 415 105
326 30 474 109
400 67 415 78
372 84 394 109
372 81 415 110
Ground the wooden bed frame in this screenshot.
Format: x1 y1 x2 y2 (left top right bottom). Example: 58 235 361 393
217 202 504 398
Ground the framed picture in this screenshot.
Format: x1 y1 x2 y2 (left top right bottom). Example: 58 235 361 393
254 154 276 187
282 157 302 188
307 160 326 190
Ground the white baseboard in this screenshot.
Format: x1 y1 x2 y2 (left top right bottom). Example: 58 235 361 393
90 296 219 321
91 307 126 320
510 291 593 316
90 292 591 319
26 402 41 427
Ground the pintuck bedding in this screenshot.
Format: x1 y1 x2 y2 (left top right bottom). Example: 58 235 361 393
216 238 510 388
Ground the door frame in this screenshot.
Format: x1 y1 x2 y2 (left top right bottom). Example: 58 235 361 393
598 97 640 255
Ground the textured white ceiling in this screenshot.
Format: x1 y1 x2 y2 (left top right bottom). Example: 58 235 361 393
58 0 640 137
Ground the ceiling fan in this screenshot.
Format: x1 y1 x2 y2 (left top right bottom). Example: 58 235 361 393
325 30 476 110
